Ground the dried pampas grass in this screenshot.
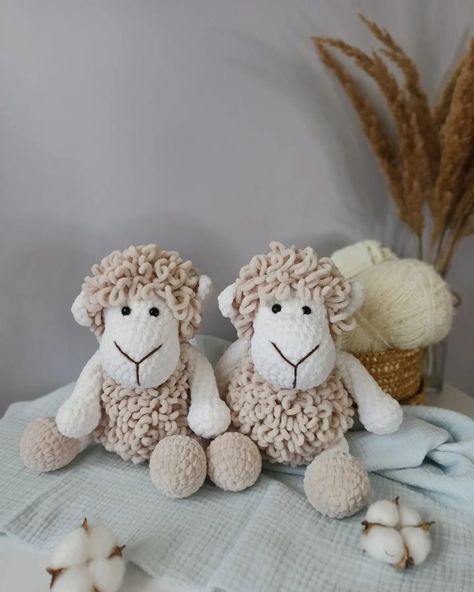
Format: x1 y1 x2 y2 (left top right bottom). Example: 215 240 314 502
313 15 474 276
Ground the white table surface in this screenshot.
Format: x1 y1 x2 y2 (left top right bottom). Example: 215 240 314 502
1 385 472 592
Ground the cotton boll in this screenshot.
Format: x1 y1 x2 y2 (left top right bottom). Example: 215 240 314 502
87 523 118 559
398 504 422 527
401 527 432 565
89 556 126 592
49 527 89 568
360 526 406 565
51 566 93 592
47 520 126 592
365 500 399 527
360 499 433 568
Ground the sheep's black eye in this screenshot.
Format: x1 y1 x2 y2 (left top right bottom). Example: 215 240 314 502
121 306 131 316
271 304 282 314
302 306 312 315
149 307 160 317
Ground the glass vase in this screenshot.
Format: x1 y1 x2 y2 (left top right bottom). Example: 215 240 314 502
423 339 448 394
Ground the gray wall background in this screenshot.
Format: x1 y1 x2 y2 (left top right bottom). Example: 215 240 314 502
1 0 473 413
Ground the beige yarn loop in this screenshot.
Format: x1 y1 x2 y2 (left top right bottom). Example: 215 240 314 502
229 242 360 339
81 244 203 340
93 349 192 463
226 355 354 466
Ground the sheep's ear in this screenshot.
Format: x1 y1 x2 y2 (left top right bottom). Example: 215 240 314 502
197 275 213 305
218 283 237 319
345 280 365 316
71 291 91 327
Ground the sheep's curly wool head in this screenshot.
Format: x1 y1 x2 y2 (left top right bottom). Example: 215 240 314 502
72 244 210 340
71 244 212 389
219 242 363 390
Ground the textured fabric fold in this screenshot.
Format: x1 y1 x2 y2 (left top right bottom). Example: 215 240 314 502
1 337 473 591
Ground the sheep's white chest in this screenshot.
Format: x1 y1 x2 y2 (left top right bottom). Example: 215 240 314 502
226 355 355 466
93 350 191 463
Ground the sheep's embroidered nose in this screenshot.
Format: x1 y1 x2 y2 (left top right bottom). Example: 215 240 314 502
114 342 162 386
271 342 320 388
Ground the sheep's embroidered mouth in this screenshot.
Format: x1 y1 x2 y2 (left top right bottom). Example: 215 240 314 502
271 342 320 388
114 342 162 386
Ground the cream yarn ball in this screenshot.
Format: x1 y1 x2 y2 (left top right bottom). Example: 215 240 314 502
331 240 397 279
339 258 454 352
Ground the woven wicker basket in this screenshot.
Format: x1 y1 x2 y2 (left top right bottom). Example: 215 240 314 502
353 348 424 405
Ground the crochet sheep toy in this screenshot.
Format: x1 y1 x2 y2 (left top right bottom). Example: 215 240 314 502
20 244 260 498
214 242 403 518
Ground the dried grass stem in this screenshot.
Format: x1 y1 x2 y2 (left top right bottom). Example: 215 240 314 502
315 14 474 276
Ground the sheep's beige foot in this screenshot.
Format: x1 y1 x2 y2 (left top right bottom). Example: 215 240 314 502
149 435 207 498
20 417 81 472
304 450 370 519
207 432 262 491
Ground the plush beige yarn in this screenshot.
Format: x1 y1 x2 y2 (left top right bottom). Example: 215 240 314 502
80 244 204 340
226 355 355 466
149 435 207 498
207 432 262 491
20 417 80 472
304 450 370 518
340 258 454 352
228 241 359 339
93 349 192 463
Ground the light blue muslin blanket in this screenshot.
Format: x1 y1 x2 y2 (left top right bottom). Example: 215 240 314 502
0 337 473 592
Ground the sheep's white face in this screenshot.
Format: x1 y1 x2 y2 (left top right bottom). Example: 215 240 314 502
99 296 180 388
250 297 336 390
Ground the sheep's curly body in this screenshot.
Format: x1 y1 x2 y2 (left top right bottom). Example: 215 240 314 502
215 242 402 516
22 243 247 501
226 354 355 466
219 243 359 466
93 349 192 464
